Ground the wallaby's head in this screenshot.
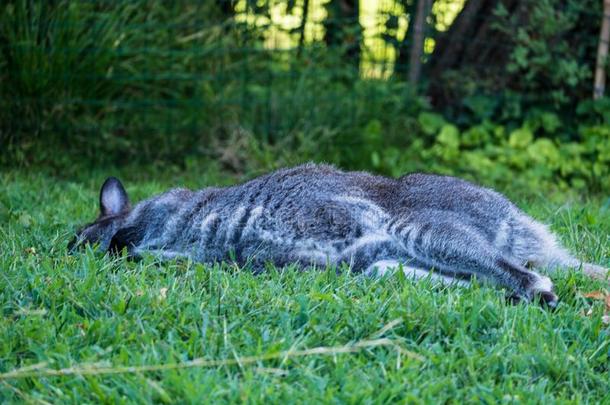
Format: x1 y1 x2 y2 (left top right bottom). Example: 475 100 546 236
68 177 131 253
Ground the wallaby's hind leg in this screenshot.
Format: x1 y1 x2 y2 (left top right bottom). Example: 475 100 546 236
393 210 558 306
512 214 609 280
365 259 470 287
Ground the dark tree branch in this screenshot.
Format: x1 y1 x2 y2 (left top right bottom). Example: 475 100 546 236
297 0 310 57
408 0 433 85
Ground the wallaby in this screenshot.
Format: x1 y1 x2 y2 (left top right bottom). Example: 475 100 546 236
69 163 608 307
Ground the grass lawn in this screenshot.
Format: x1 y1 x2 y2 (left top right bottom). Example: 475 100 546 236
1 167 609 403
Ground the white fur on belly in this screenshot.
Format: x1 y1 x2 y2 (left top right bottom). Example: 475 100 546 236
365 260 470 286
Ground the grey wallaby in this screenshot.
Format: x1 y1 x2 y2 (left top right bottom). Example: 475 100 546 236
69 163 608 307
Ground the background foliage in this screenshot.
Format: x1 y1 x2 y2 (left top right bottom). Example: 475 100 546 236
1 0 610 191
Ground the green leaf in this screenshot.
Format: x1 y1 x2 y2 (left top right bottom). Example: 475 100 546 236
462 125 490 147
527 138 560 168
509 127 533 148
540 112 561 133
463 95 497 120
371 151 381 168
363 119 382 143
437 124 460 149
418 112 446 135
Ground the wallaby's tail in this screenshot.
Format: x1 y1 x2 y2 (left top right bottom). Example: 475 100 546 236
581 263 610 280
513 213 609 280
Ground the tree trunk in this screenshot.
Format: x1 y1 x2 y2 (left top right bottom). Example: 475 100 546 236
408 0 433 85
297 0 310 57
323 0 361 72
394 0 417 79
425 0 525 107
216 0 235 18
594 0 610 99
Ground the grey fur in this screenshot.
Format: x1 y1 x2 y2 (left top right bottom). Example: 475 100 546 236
70 163 609 306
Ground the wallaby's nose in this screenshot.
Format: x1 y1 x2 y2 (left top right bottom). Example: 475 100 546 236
67 233 82 254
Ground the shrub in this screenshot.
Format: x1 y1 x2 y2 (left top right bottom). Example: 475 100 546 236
0 0 252 165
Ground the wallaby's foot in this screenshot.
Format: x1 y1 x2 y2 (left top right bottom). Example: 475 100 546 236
510 274 558 309
509 291 558 309
529 275 558 308
534 290 559 309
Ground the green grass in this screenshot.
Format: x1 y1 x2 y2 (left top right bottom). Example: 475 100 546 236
1 167 609 403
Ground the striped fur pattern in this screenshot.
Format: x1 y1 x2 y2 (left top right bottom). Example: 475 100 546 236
70 163 608 307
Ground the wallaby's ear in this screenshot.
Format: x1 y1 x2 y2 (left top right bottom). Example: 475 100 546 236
100 177 130 216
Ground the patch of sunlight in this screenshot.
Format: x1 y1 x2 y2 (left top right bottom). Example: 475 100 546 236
233 0 465 77
433 0 465 32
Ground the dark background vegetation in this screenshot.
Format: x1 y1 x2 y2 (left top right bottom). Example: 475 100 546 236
1 0 609 191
